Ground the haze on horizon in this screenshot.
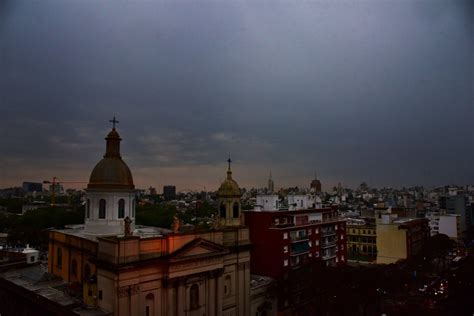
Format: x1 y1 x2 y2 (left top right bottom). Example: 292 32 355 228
0 0 472 192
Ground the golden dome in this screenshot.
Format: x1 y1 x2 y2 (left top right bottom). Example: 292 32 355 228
87 128 135 190
217 160 241 197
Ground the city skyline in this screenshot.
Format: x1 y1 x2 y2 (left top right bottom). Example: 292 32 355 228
1 0 473 190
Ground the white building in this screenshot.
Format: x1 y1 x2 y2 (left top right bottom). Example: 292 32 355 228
439 214 461 240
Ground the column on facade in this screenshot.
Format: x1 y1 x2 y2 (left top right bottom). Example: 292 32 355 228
177 278 185 316
238 263 245 316
207 273 216 316
167 282 175 316
216 271 223 314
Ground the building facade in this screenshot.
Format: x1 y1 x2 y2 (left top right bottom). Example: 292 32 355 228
163 186 177 201
376 214 430 264
346 222 377 262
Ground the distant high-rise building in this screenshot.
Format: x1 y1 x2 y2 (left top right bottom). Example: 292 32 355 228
267 172 274 193
147 186 157 196
310 172 321 193
440 194 473 234
22 182 43 193
163 185 176 201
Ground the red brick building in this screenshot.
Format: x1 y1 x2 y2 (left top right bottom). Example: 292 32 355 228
244 201 347 314
244 206 347 279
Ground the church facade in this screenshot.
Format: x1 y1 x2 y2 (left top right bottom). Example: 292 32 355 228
48 122 251 316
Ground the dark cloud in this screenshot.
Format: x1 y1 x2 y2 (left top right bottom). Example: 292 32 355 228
0 0 472 190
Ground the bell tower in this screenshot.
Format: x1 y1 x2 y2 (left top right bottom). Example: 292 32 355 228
216 158 242 227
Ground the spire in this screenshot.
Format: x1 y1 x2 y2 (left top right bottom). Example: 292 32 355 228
227 157 232 180
104 117 122 158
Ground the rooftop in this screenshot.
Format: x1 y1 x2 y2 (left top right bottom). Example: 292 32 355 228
54 224 173 242
0 265 109 315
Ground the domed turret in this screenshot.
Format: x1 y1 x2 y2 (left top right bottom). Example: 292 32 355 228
84 117 136 236
88 128 134 190
217 168 241 198
217 158 242 227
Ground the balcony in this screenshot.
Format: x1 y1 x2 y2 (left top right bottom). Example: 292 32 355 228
273 223 295 228
321 231 336 237
290 235 309 243
290 250 309 257
321 240 337 248
322 253 337 260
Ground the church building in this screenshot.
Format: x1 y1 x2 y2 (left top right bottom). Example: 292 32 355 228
48 120 251 316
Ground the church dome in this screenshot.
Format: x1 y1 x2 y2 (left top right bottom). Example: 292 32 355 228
217 159 241 197
87 127 135 190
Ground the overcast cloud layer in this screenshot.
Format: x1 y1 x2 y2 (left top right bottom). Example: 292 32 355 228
0 0 472 191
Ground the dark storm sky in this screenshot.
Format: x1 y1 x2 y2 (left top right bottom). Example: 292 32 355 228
0 0 472 191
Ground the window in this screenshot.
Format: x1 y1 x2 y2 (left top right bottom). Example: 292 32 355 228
71 259 77 276
99 199 106 219
57 248 62 268
220 203 226 218
283 246 288 253
315 228 319 234
308 229 312 235
84 264 91 281
308 241 312 247
224 275 231 296
316 240 319 246
341 255 345 261
118 199 125 218
233 202 239 218
283 233 288 240
30 256 35 263
190 284 199 310
131 200 135 218
145 293 154 316
283 259 288 266
86 199 90 218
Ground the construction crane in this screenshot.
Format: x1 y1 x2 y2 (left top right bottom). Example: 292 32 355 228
43 177 87 206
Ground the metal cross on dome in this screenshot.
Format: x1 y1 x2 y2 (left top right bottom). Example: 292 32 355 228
109 116 119 129
227 157 232 170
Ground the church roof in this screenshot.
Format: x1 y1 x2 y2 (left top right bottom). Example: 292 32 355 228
88 127 135 190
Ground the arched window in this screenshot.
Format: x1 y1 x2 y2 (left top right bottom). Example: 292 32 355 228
71 259 77 276
118 199 125 218
145 293 154 316
220 203 226 218
233 202 239 218
84 264 91 281
99 199 106 219
224 275 231 296
86 199 90 218
190 284 199 310
56 248 62 268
